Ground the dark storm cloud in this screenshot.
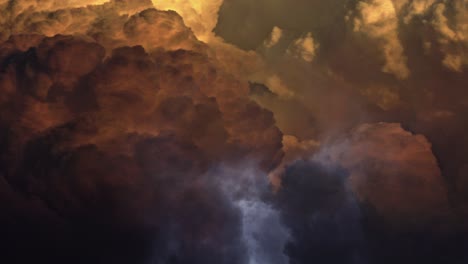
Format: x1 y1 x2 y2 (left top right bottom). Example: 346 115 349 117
0 6 283 260
213 1 468 262
275 145 468 264
1 0 468 263
275 160 368 264
216 0 468 224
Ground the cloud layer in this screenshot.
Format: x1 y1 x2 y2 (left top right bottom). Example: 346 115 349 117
0 0 468 263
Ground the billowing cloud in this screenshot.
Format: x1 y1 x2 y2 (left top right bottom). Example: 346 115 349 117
1 0 468 263
316 123 451 227
430 1 468 71
151 0 223 41
264 26 283 48
0 0 203 52
0 2 286 262
287 32 318 62
275 160 367 264
350 0 410 79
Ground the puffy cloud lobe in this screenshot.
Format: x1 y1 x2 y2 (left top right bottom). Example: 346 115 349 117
264 26 283 48
0 0 110 15
0 0 202 53
123 8 205 52
0 30 282 165
316 123 451 228
431 1 468 71
151 0 224 41
402 0 437 21
264 74 294 99
287 32 318 62
398 0 468 71
351 0 410 79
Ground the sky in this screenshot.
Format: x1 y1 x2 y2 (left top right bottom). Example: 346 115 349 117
0 0 467 263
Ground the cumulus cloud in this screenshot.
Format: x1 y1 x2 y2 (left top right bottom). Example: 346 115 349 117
0 0 203 52
151 0 223 41
275 160 367 264
264 26 283 48
272 123 464 263
0 2 284 261
402 0 437 22
315 123 451 227
431 1 468 71
287 32 318 62
264 74 294 99
2 0 468 263
351 0 410 79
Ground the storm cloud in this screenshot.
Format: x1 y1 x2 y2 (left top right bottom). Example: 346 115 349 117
1 0 468 263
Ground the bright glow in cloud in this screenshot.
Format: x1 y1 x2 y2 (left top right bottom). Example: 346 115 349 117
287 32 318 62
352 0 410 79
151 0 223 41
264 26 283 48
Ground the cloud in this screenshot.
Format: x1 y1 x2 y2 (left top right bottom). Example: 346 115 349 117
264 26 283 48
151 0 224 41
430 1 468 72
315 122 452 227
0 0 203 53
351 0 410 79
287 32 318 62
0 4 284 260
2 0 468 263
275 160 367 264
265 74 295 99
